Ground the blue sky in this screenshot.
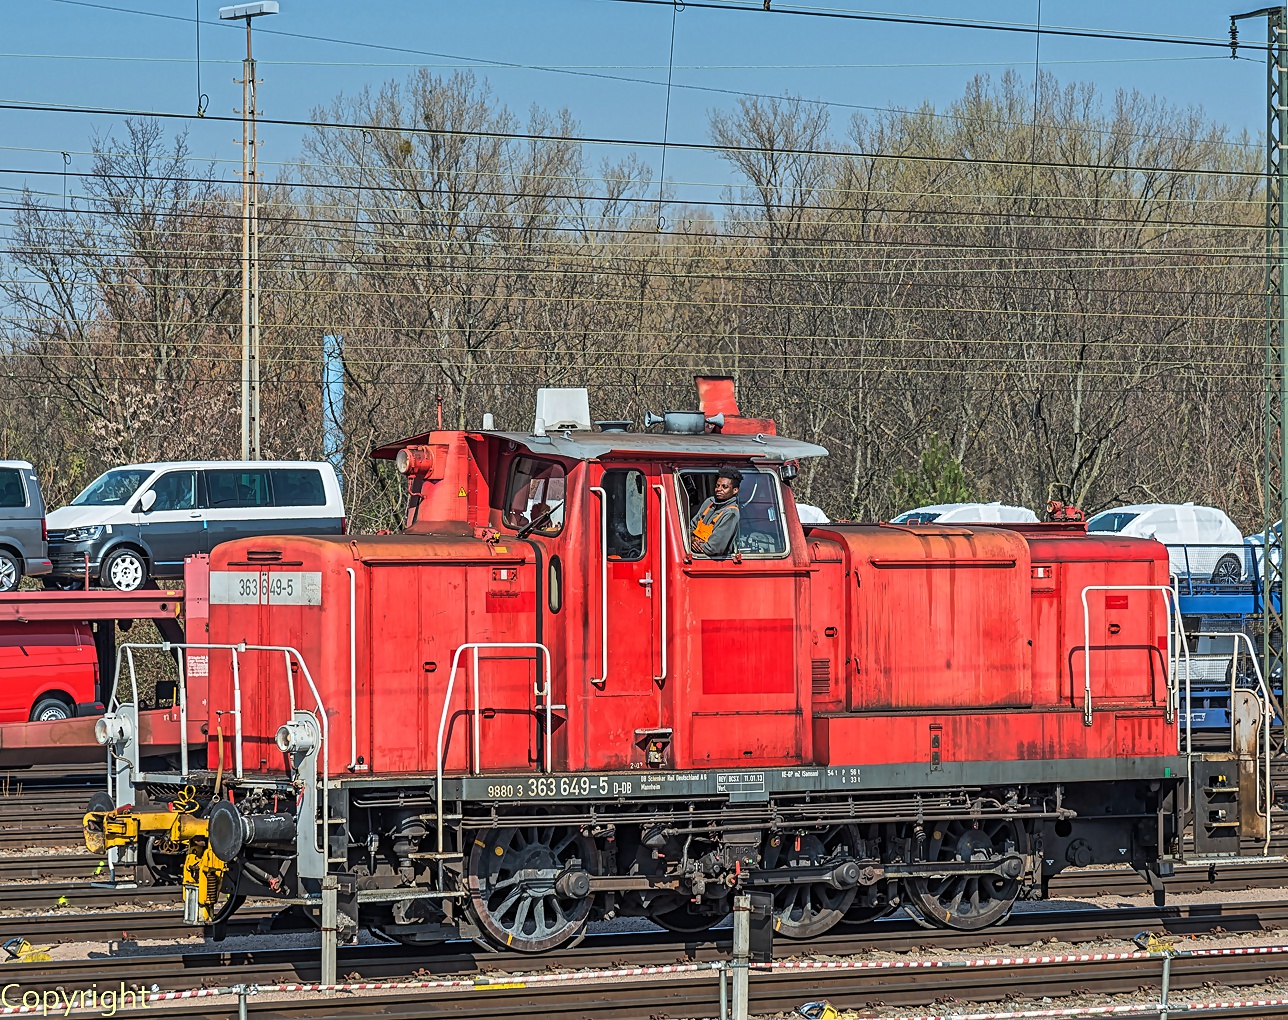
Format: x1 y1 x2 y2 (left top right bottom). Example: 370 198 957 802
0 1 1271 206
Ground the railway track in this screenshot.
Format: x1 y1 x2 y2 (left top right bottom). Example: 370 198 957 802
4 905 1288 1019
0 853 113 881
3 899 1284 990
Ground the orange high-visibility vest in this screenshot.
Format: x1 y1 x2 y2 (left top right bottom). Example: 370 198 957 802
693 502 732 544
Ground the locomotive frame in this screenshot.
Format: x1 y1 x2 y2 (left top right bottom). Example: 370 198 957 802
85 380 1230 956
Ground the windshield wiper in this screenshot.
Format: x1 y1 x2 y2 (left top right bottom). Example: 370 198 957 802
515 505 556 539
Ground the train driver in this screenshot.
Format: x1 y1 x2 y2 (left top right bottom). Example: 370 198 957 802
691 466 742 558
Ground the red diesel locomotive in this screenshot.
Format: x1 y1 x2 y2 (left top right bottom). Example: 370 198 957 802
86 379 1185 951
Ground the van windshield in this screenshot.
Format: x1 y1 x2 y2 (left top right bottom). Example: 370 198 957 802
70 468 152 506
892 511 943 524
1087 511 1140 533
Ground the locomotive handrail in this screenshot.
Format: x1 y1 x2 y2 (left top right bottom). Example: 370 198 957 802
652 482 668 685
1188 629 1273 855
1078 585 1187 729
107 641 330 858
435 641 554 854
110 643 190 790
590 485 608 688
1167 573 1188 747
346 567 361 772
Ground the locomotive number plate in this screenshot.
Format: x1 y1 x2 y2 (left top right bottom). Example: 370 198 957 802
211 571 323 606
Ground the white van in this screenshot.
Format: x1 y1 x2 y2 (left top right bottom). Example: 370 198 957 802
891 502 1039 525
46 461 344 591
1085 503 1243 583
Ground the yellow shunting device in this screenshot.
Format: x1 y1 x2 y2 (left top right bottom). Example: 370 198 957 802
83 797 229 925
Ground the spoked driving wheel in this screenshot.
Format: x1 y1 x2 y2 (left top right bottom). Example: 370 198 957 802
467 824 598 952
762 825 860 939
904 819 1026 931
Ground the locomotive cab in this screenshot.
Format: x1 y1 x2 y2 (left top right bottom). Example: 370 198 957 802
83 378 1196 952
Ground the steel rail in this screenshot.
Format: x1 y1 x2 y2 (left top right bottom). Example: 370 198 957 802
6 900 1288 991
16 937 1288 1020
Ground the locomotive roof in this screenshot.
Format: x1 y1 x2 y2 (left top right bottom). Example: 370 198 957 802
484 430 828 462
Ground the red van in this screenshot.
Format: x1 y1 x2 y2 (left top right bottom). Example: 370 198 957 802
0 622 101 722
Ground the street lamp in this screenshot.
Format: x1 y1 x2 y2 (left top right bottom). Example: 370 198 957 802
219 1 278 460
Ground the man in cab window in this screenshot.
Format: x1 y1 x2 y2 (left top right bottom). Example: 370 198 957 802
691 466 741 558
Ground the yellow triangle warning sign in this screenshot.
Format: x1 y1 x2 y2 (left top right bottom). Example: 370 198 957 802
458 487 467 497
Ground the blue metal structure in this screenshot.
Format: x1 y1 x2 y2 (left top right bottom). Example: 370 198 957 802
1169 542 1283 736
322 333 344 485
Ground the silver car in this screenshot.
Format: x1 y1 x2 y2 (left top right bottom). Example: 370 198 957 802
0 460 51 592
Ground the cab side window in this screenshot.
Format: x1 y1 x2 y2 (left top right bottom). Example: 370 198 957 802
678 468 788 557
503 457 566 535
602 468 646 561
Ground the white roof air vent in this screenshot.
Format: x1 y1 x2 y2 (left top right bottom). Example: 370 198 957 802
534 388 592 432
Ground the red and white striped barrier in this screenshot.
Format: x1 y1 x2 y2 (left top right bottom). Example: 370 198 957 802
0 961 720 1015
849 996 1288 1020
2 942 1284 1016
757 942 1288 972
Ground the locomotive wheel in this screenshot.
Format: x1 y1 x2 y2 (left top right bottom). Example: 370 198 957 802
467 824 597 953
762 825 860 939
904 819 1025 931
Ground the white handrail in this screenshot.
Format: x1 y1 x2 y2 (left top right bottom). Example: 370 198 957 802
1189 629 1274 855
176 646 188 780
347 567 359 771
1079 585 1188 729
590 485 608 688
652 482 668 684
111 641 328 855
231 649 243 778
435 641 553 853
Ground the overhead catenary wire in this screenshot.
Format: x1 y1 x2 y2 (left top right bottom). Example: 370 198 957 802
41 0 1259 54
0 97 1271 185
598 0 1255 51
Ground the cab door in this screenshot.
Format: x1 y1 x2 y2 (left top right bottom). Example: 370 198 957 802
584 463 664 769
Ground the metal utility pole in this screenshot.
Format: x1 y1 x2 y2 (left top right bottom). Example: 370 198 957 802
1233 6 1288 705
220 2 278 460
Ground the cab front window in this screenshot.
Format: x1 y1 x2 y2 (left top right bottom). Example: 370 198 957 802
503 457 566 535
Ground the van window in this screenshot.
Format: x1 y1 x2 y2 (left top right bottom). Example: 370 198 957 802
270 469 326 507
147 470 197 511
206 469 271 508
503 457 565 535
0 470 25 508
72 468 152 506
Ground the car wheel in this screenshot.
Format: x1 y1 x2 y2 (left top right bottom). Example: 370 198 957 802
0 551 19 593
30 696 72 722
1211 553 1243 584
102 547 147 592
